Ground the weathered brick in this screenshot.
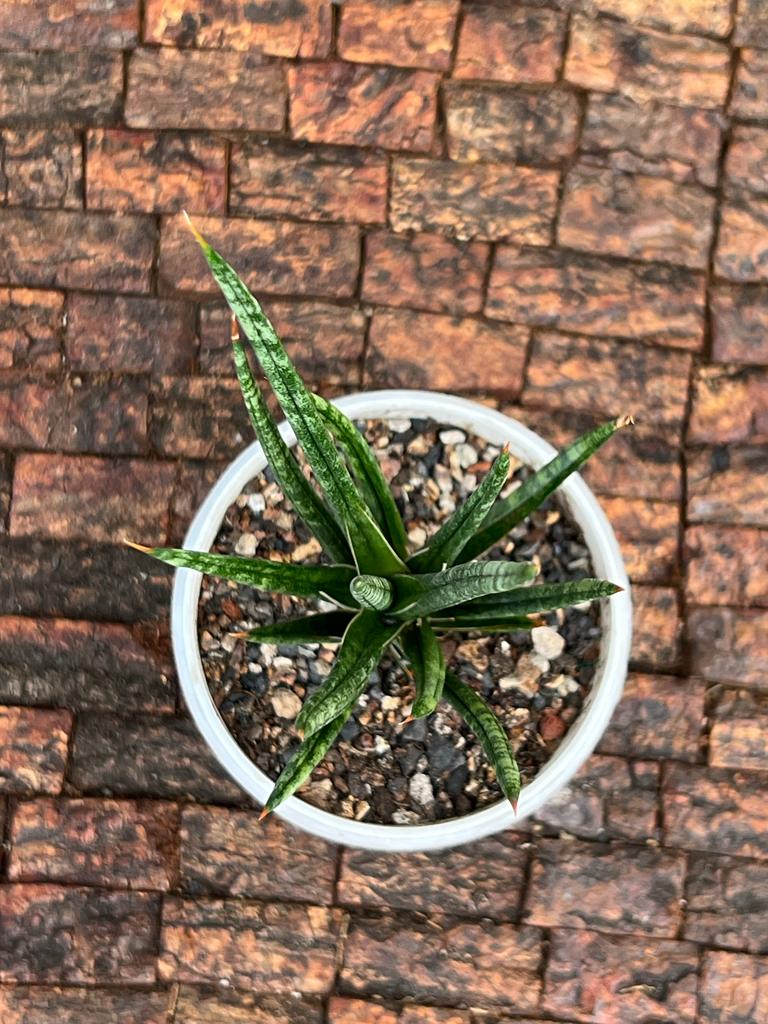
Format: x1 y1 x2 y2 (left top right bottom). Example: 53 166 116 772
126 48 285 131
362 231 488 315
599 497 678 583
1 128 82 207
0 375 147 455
688 365 768 444
174 987 323 1024
582 94 721 187
544 930 698 1023
0 884 158 984
328 998 398 1024
289 62 438 152
444 83 579 163
600 673 704 761
366 309 528 393
0 0 138 48
0 986 168 1024
689 607 768 688
399 1011 471 1024
10 455 175 544
338 0 459 70
711 285 768 365
454 4 566 84
524 333 692 429
160 215 360 298
158 897 344 993
339 831 528 921
0 51 122 126
632 585 682 672
0 705 71 795
150 376 250 459
565 15 730 109
231 140 387 225
69 713 248 803
199 300 365 382
9 798 178 890
87 129 226 214
66 293 196 375
700 950 768 1022
145 0 331 57
687 855 768 954
725 125 768 200
709 689 768 771
688 446 768 528
180 806 337 903
0 288 63 369
736 0 768 46
732 48 768 120
168 461 227 546
559 163 714 270
391 159 559 242
341 917 542 1009
486 247 705 350
716 193 768 283
664 763 768 858
575 0 732 36
525 840 685 937
686 525 768 607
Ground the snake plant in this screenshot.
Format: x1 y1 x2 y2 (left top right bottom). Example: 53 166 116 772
129 214 629 820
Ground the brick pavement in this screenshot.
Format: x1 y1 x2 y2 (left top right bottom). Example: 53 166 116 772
0 1 767 1020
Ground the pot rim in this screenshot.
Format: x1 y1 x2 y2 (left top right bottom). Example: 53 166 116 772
171 389 632 852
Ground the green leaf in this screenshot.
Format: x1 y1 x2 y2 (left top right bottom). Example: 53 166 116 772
350 574 394 611
295 611 404 737
459 416 633 562
186 220 406 577
435 578 622 624
401 621 445 718
238 611 353 644
232 337 350 564
127 543 355 604
430 614 539 633
389 560 537 619
313 394 409 559
444 669 520 807
408 447 511 573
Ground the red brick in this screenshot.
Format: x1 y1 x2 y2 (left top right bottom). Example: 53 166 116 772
8 797 178 890
366 308 528 394
689 606 768 688
687 855 768 953
700 950 768 1023
0 986 168 1024
1 127 82 207
10 454 175 544
0 0 138 48
716 193 768 283
712 285 768 365
444 83 580 163
454 4 566 84
544 930 698 1024
180 806 337 904
66 293 196 375
328 998 398 1024
289 62 438 152
174 987 322 1024
664 763 768 858
158 897 344 993
145 0 331 57
632 585 682 672
168 461 226 546
86 129 226 214
580 0 732 36
363 230 488 315
736 0 768 46
709 689 768 771
341 917 542 1010
565 15 730 109
160 214 359 298
150 376 250 459
0 884 158 984
725 125 768 199
399 1011 471 1024
732 48 768 120
526 840 685 937
391 158 559 242
126 48 285 131
600 673 704 761
524 332 692 429
688 446 768 528
339 830 527 920
559 163 714 270
688 365 768 444
230 140 387 225
599 497 678 583
0 288 63 370
0 51 122 126
338 0 459 70
0 705 71 795
686 525 768 608
582 93 721 187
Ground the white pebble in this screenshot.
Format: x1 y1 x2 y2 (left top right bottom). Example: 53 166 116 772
234 533 257 557
455 442 478 468
393 809 421 825
439 428 466 445
387 418 411 433
270 688 302 719
532 625 566 660
247 493 266 514
374 735 390 755
409 772 435 809
381 695 400 711
408 525 427 548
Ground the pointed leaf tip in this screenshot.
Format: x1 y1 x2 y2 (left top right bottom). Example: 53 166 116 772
616 413 635 429
257 807 270 823
182 210 211 251
511 798 519 815
124 540 153 554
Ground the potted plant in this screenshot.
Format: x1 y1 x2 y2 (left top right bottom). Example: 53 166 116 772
130 215 632 852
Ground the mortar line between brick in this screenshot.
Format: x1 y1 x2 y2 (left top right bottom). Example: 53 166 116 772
0 795 14 879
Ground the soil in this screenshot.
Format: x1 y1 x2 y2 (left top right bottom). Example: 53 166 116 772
197 417 601 825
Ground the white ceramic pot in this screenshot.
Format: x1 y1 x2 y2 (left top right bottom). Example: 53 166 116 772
172 390 632 852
